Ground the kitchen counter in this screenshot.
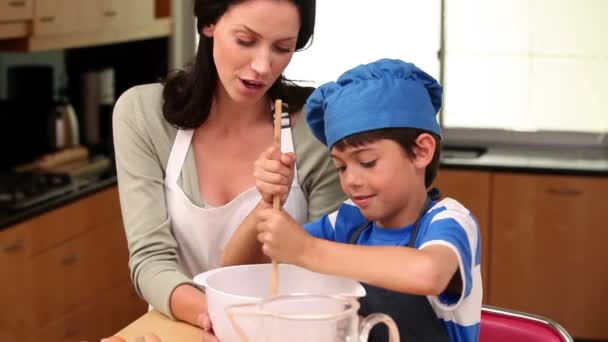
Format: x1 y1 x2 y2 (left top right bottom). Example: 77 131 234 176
116 310 203 342
1 147 606 231
0 174 117 230
440 146 608 176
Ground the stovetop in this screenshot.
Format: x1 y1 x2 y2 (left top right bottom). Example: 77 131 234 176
0 171 74 211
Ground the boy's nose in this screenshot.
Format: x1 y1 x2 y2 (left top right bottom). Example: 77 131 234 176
343 170 363 189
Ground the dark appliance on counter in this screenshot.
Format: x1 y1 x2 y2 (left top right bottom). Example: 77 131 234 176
1 64 59 170
0 100 57 170
7 65 54 103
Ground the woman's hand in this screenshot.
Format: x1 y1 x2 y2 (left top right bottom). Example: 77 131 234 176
256 207 315 265
253 146 296 205
197 312 219 342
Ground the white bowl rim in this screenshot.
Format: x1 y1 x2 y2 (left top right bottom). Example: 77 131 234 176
192 263 366 299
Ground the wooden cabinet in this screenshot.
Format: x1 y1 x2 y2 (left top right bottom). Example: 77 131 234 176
102 0 155 29
0 0 171 51
489 173 608 340
34 0 157 34
25 216 130 326
0 0 33 39
28 283 144 342
33 0 102 36
0 225 26 338
0 0 33 21
0 187 147 342
434 169 492 301
436 168 608 339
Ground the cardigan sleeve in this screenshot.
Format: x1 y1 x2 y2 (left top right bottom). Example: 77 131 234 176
113 84 200 319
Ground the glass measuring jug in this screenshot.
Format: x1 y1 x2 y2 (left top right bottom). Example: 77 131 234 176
226 294 400 342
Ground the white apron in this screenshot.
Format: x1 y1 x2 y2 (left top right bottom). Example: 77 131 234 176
164 118 308 277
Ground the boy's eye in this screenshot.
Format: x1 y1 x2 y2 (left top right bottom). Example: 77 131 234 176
335 165 346 173
361 160 376 168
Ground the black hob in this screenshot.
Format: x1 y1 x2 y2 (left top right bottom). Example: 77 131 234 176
0 171 74 211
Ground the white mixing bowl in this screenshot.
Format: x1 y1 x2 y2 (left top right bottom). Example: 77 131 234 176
193 263 365 342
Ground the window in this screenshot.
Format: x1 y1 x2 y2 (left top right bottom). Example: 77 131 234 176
443 0 607 142
284 0 441 86
183 1 607 147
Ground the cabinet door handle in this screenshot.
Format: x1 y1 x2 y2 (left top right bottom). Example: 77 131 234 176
39 16 55 23
2 240 23 253
546 188 582 196
104 10 117 17
9 1 27 7
61 253 80 266
64 327 79 338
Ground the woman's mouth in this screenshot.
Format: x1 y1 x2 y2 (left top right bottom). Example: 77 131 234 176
240 78 265 90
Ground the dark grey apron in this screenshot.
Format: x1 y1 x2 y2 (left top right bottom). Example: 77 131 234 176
349 188 450 342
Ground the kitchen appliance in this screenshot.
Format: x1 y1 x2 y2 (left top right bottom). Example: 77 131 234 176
53 99 80 149
227 294 400 342
80 67 115 153
7 65 54 103
193 263 366 342
0 100 56 170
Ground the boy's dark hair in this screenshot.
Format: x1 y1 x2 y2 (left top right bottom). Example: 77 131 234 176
333 128 441 188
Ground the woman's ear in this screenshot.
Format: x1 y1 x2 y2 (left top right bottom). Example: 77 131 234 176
413 133 437 169
201 24 215 38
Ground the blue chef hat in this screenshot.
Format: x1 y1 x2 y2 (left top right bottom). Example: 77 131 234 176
306 58 443 148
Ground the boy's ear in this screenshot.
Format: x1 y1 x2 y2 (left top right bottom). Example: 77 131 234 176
413 133 437 169
201 24 216 38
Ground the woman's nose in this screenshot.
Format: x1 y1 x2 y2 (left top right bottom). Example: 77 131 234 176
250 48 272 76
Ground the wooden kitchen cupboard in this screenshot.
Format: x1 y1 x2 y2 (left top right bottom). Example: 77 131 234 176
33 0 103 37
0 0 33 40
434 169 492 302
0 187 147 342
0 0 172 51
0 224 26 341
489 172 608 340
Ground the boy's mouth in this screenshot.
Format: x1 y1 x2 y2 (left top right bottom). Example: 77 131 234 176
352 194 374 207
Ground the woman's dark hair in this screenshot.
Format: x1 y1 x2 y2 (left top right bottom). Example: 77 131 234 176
333 128 442 188
162 0 316 128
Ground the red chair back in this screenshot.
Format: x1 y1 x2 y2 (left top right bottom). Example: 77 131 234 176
480 305 573 342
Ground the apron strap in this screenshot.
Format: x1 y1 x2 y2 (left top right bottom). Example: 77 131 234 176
165 129 194 185
275 107 300 187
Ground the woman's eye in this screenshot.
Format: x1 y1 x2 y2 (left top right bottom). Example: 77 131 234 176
274 45 293 53
361 160 376 168
237 38 255 47
335 165 346 173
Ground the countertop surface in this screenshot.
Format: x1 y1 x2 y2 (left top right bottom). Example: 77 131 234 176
1 147 607 231
440 146 608 176
116 310 203 342
0 173 117 230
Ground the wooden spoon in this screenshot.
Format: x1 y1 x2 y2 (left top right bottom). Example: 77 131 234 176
270 99 283 296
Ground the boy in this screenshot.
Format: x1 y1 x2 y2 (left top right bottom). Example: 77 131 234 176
222 59 482 342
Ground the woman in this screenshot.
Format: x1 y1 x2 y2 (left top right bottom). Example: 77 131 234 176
112 0 344 338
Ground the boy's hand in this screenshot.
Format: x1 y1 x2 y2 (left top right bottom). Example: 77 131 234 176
253 146 296 205
256 208 314 265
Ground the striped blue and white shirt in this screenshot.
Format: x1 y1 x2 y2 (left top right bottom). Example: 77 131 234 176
304 197 482 342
